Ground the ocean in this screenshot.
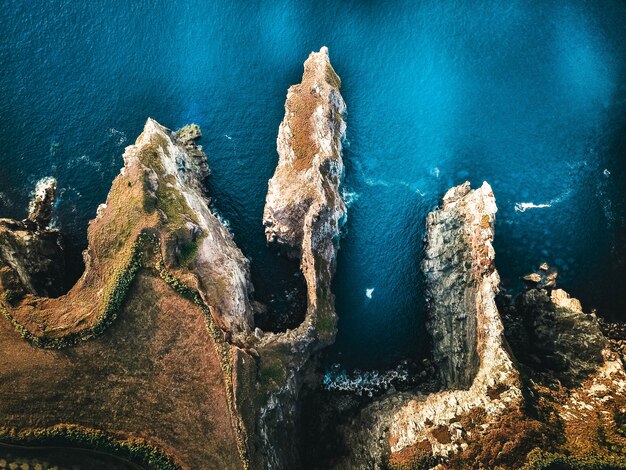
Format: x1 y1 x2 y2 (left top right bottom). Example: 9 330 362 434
1 0 626 372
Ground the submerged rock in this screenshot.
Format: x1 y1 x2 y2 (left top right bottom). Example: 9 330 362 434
521 265 558 290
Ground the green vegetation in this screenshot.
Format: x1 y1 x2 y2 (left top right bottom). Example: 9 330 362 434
157 258 250 470
0 232 149 349
523 449 626 470
0 424 178 470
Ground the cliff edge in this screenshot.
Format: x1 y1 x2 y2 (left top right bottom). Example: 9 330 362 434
340 182 522 468
0 47 347 470
0 120 256 469
340 182 626 469
251 46 347 468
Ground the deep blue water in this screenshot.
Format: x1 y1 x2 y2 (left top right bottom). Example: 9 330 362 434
1 0 626 370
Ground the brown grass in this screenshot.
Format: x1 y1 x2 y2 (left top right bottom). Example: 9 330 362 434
388 439 435 470
0 271 243 469
287 85 320 171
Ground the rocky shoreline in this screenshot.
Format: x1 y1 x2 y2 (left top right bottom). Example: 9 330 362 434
0 47 625 470
325 182 626 469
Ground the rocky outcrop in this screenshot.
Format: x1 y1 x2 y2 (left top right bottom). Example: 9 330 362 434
264 45 346 266
124 120 255 337
0 47 346 470
496 281 626 468
0 177 66 298
0 120 256 468
340 182 522 467
389 182 522 458
0 119 254 344
252 47 346 468
339 184 626 469
423 182 513 389
503 280 607 386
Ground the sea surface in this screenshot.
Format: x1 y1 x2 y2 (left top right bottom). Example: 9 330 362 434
2 0 626 375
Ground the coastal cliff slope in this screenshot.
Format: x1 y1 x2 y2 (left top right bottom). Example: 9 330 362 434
0 177 66 298
0 119 254 344
251 46 346 468
2 49 624 469
339 182 626 469
0 47 347 470
340 182 522 467
0 120 256 469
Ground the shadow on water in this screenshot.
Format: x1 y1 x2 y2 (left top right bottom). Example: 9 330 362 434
252 248 308 332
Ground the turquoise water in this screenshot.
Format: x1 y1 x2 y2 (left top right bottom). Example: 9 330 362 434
1 0 626 369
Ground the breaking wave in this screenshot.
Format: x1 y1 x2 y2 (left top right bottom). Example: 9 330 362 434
323 362 412 397
342 188 360 207
514 189 572 213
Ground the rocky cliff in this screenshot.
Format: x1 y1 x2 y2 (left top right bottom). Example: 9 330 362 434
0 119 255 346
0 119 256 469
1 48 624 470
0 177 66 298
253 46 346 468
0 47 346 470
339 182 522 468
339 183 626 469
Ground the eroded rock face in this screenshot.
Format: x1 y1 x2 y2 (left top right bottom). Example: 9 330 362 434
424 182 501 389
254 47 346 468
0 120 257 469
340 182 522 467
0 119 255 343
134 119 255 337
339 185 626 469
387 182 522 459
264 45 346 276
0 177 65 298
505 286 607 385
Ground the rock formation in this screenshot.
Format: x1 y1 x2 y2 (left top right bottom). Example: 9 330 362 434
0 47 346 470
0 119 255 345
339 184 626 469
340 182 523 467
504 281 607 386
253 46 346 468
0 119 256 468
1 47 625 470
0 177 66 298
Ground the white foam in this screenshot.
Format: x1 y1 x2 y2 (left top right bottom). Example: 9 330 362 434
514 188 572 213
514 202 552 212
323 363 411 397
212 209 233 233
604 168 611 176
365 288 374 299
342 189 360 207
107 128 127 146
